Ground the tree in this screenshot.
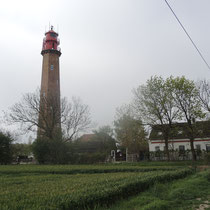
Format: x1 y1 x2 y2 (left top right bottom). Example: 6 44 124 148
197 79 210 113
132 76 179 160
32 136 70 164
114 105 148 154
169 76 205 161
70 126 116 164
74 126 116 154
62 97 92 141
5 89 91 141
92 126 116 153
0 131 13 164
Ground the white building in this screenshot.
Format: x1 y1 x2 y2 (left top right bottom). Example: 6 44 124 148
149 122 210 152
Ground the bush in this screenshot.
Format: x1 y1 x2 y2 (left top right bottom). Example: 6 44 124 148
204 152 210 165
32 137 70 164
0 131 13 164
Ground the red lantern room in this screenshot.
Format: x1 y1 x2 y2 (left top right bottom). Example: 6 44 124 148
42 26 60 51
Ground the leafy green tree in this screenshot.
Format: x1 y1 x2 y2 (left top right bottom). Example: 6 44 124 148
168 76 205 161
0 131 13 164
133 76 179 160
114 105 148 154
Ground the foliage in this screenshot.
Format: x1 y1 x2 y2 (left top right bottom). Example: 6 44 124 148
168 76 205 161
93 126 116 152
0 131 13 164
168 76 205 122
132 76 179 160
69 126 117 163
32 137 70 164
133 76 179 125
69 152 108 164
114 105 148 154
11 143 32 158
204 152 210 165
0 165 193 210
132 76 206 161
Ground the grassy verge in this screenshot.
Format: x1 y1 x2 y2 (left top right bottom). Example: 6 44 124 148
98 169 210 210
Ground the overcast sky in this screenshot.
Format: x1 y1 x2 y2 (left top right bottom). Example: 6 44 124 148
1 0 210 138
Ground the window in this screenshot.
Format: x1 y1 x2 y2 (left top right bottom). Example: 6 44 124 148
50 65 54 70
179 145 185 151
50 33 56 37
155 146 160 151
196 145 201 151
157 132 162 136
206 145 210 152
43 91 45 97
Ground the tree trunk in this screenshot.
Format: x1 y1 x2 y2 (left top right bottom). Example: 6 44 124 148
190 137 197 161
164 138 170 161
163 129 170 161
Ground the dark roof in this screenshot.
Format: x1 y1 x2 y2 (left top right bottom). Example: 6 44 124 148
78 134 95 142
149 121 210 140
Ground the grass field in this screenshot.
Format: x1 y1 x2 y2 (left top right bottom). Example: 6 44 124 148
98 169 210 210
0 162 208 210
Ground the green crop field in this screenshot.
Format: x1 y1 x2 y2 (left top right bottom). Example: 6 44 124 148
0 164 196 210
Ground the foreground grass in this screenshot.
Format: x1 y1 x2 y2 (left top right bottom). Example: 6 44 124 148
0 165 192 210
98 169 210 210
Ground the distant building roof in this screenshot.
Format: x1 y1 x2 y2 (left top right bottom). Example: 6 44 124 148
149 121 210 140
79 134 95 142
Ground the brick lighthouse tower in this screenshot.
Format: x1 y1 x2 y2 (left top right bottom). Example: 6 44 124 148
38 26 62 138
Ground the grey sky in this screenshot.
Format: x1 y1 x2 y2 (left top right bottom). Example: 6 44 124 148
1 0 210 135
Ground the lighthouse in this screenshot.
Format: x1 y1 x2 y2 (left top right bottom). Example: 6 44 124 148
38 26 62 138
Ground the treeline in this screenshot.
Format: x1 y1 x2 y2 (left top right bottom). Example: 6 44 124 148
0 126 117 164
3 76 210 164
32 126 116 164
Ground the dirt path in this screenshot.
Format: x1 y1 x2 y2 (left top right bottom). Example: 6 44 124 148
196 200 210 210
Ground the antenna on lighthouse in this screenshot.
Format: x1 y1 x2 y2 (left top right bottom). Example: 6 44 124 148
57 24 59 34
49 22 50 30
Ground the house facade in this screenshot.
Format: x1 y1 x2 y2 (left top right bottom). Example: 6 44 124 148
149 121 210 153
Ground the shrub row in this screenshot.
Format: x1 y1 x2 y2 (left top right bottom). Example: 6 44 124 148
0 168 193 209
0 164 178 175
66 168 194 209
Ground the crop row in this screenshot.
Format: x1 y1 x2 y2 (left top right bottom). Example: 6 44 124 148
0 168 193 209
0 164 179 176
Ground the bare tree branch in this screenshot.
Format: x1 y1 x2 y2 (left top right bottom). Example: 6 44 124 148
5 89 91 140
